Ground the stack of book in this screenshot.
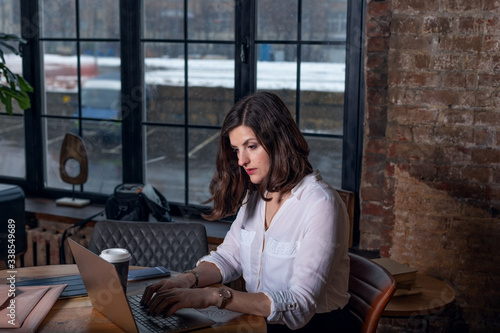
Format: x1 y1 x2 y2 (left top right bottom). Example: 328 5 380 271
372 258 419 295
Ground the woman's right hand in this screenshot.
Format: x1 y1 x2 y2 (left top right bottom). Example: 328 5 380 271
140 274 192 307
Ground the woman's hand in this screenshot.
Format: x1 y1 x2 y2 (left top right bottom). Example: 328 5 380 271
145 287 219 317
140 276 190 307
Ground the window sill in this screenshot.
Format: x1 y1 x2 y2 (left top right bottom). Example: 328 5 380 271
25 197 228 246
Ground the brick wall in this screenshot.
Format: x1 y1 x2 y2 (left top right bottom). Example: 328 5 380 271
361 1 500 332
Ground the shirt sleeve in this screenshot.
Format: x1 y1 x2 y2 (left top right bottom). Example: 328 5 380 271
264 194 349 329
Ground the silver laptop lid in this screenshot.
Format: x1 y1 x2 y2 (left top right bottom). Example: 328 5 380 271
68 239 139 333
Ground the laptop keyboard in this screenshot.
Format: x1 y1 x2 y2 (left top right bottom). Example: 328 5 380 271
128 294 191 333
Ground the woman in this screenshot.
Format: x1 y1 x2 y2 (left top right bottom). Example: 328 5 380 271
141 92 352 331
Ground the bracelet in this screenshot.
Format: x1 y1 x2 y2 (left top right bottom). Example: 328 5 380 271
182 269 199 288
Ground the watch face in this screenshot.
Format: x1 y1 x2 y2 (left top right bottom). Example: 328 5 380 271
221 288 231 298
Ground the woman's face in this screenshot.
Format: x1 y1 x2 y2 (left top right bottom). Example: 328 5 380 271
228 125 270 185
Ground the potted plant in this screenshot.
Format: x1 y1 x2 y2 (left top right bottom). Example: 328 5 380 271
0 33 33 115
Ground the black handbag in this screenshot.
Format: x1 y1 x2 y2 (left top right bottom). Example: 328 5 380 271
105 183 172 222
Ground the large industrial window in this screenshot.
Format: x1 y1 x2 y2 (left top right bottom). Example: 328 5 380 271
0 0 364 222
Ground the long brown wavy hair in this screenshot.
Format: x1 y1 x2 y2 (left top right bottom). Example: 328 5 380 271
203 92 313 221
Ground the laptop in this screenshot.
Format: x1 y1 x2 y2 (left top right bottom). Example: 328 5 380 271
68 239 216 333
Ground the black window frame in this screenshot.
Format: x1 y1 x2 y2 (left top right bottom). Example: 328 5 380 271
3 0 364 244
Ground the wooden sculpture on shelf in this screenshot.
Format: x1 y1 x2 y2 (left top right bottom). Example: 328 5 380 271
56 133 91 207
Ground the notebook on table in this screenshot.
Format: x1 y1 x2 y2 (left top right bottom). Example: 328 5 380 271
68 239 215 333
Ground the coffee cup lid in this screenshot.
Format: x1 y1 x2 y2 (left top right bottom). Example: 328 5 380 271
99 248 132 263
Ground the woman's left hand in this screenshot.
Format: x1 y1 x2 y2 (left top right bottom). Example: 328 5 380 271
146 287 219 317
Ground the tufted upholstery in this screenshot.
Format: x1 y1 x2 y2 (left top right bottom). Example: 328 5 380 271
347 253 396 333
87 220 209 272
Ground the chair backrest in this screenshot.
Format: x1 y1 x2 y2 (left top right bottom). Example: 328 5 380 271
87 220 209 272
347 253 396 333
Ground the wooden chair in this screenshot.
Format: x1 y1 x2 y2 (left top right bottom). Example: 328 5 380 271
347 253 396 333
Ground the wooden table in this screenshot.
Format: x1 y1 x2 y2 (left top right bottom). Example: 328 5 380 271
0 265 266 332
382 273 456 317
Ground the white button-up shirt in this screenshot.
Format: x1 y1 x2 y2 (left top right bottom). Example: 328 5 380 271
199 171 350 329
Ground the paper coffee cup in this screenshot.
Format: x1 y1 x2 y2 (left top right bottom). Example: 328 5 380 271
99 248 132 292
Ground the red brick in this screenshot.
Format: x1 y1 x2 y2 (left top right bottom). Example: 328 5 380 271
471 148 500 164
390 142 439 160
474 127 496 146
366 37 390 53
441 0 482 11
393 0 438 11
391 35 434 51
388 106 437 125
366 71 388 87
438 109 474 125
366 18 391 38
439 35 482 52
360 186 385 202
365 139 387 155
392 16 422 34
363 153 387 168
423 16 454 34
434 125 473 144
389 71 439 87
463 166 493 183
366 56 387 71
442 146 472 163
442 72 469 89
431 54 467 71
485 185 500 202
475 110 500 126
460 89 500 108
421 89 460 107
481 35 500 56
459 17 485 34
483 0 500 10
362 202 387 217
361 168 386 187
386 123 412 142
412 125 435 144
366 104 387 121
478 73 500 88
408 162 438 181
389 87 420 105
366 87 388 105
367 1 391 16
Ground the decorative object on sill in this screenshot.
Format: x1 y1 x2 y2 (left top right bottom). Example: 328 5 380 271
0 33 33 115
56 133 91 207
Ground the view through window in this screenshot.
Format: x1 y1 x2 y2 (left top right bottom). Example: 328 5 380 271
0 0 361 215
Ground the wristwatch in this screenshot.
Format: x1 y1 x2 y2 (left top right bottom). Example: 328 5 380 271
218 287 232 309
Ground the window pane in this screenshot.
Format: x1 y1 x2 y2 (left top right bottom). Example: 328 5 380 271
302 0 347 41
188 44 234 126
300 45 345 135
145 126 185 204
144 43 185 124
79 0 119 38
257 0 297 40
40 0 76 38
188 128 218 205
144 0 184 39
43 41 78 116
307 136 342 189
0 1 21 35
0 116 25 178
44 118 121 193
256 44 297 92
188 0 235 40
